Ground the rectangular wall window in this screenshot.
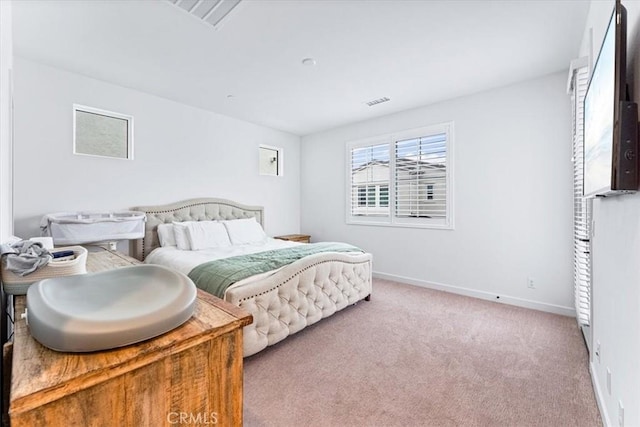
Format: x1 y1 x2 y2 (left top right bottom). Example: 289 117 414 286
346 123 453 229
73 104 134 160
395 133 447 219
259 144 283 176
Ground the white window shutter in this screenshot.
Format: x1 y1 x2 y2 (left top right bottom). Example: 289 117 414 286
394 134 447 219
570 60 591 327
349 143 391 218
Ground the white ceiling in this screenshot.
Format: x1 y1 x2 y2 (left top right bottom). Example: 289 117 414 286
12 0 590 136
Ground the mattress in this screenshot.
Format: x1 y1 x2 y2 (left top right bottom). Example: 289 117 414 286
144 238 302 274
144 238 302 297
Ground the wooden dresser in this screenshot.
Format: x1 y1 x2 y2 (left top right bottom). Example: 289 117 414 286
8 250 252 427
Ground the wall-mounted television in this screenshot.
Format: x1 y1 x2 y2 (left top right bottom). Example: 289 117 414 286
583 0 638 197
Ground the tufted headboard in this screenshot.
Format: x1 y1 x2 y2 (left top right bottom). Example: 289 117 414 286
130 198 264 261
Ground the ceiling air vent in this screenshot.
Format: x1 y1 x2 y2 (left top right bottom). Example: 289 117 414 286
366 97 391 107
166 0 243 29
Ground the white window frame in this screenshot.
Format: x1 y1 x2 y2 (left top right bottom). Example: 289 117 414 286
568 57 591 328
73 104 134 160
259 144 284 176
345 122 454 230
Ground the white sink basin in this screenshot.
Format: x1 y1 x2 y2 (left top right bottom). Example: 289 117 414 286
26 264 197 352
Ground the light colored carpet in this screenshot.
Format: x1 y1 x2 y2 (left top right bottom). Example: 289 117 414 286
243 279 600 427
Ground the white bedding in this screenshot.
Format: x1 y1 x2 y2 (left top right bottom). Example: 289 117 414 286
145 238 370 304
144 237 302 278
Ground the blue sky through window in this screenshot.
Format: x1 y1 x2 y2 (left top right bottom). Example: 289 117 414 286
351 143 389 169
396 133 446 164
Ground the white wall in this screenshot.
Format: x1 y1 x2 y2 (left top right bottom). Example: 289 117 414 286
581 1 640 426
0 0 13 242
0 0 12 408
301 71 574 315
12 58 301 244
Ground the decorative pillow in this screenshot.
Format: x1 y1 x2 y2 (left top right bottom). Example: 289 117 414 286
172 221 192 250
223 217 267 245
186 221 231 250
157 223 176 247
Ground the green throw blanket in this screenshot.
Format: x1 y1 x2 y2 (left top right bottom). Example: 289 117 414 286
188 242 363 298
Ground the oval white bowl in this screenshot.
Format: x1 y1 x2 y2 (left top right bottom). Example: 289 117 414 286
26 264 197 352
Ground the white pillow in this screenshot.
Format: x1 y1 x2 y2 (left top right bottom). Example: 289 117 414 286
157 223 176 247
187 221 231 250
223 217 267 245
172 221 192 250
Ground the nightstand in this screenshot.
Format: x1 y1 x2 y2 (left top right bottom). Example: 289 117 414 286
275 234 311 243
7 249 252 426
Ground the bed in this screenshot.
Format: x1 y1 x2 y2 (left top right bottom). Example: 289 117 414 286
130 198 372 357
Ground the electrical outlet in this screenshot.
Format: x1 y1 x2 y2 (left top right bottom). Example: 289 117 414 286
595 341 601 364
618 401 624 427
607 368 611 395
527 277 535 289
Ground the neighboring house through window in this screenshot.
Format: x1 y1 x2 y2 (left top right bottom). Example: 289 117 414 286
355 184 388 208
346 122 454 229
426 184 434 200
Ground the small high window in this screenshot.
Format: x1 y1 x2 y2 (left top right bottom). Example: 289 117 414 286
259 145 283 176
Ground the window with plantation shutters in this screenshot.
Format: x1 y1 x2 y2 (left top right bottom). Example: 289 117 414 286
346 123 453 229
395 133 447 220
568 58 591 327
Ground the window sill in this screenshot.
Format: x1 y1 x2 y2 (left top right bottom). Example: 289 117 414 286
346 218 454 230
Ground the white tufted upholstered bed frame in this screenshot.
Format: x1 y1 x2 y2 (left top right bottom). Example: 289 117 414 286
130 198 372 357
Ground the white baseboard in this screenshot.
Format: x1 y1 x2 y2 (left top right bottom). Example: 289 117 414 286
372 271 576 317
590 361 610 426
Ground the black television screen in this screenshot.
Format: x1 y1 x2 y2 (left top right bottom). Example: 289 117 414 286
584 1 638 197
